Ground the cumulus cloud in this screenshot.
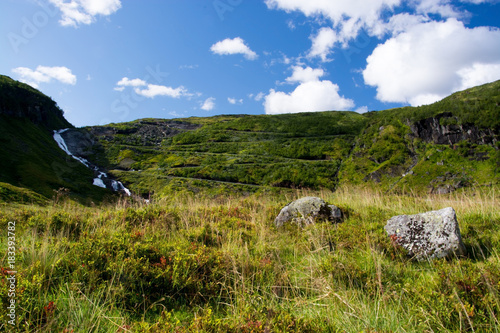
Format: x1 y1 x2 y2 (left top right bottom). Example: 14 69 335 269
210 37 258 60
116 77 147 87
264 81 355 114
286 66 325 84
266 0 401 43
363 18 500 106
115 77 189 98
201 97 216 111
356 106 369 113
414 0 462 18
49 0 122 27
12 65 77 88
266 0 489 46
134 84 188 99
308 27 338 61
264 66 354 114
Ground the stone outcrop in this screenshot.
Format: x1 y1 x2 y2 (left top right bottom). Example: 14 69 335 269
274 197 343 228
385 207 466 261
59 128 97 159
410 112 497 145
88 120 201 146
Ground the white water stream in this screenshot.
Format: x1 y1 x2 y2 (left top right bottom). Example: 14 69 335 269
53 129 131 196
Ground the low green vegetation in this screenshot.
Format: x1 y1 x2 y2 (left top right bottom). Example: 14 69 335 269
1 76 500 331
85 81 499 199
1 187 499 332
89 112 366 196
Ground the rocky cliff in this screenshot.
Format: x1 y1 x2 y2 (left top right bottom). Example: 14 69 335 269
0 75 72 131
410 112 498 145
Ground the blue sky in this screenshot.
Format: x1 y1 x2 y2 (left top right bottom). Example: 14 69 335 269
1 0 500 127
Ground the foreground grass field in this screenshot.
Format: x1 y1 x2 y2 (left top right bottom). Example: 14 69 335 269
1 187 499 332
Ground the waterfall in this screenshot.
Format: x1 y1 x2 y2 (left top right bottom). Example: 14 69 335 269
53 129 131 196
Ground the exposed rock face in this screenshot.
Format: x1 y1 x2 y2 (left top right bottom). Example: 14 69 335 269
274 197 343 228
410 112 497 145
59 128 96 158
88 120 201 146
385 207 466 261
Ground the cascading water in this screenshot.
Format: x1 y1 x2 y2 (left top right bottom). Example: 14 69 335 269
53 129 131 196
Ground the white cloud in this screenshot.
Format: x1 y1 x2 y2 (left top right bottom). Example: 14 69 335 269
363 18 500 106
115 77 190 99
380 13 429 36
308 27 338 62
265 0 401 43
201 97 216 111
457 63 500 89
264 80 355 114
265 65 354 114
286 66 325 84
116 77 147 87
228 97 243 104
414 0 462 18
12 65 77 88
49 0 122 27
210 37 258 60
250 92 266 101
356 106 369 113
134 84 188 98
255 92 265 101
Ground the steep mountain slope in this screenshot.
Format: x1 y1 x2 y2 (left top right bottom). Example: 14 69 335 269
0 75 109 202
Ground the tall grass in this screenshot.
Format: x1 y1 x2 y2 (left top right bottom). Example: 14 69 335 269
1 186 499 332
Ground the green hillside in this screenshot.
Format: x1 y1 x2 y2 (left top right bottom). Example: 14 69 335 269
85 80 499 198
0 75 109 203
341 80 500 193
0 75 498 201
87 112 368 197
0 77 499 332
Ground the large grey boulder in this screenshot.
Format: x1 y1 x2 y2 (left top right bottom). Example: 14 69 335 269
385 207 466 261
274 197 343 228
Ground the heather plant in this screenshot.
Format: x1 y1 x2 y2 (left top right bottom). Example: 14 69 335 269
1 186 499 332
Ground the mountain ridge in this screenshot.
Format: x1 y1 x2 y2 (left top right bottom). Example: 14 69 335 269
0 74 498 202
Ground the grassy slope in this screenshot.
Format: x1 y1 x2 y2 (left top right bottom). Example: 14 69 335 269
339 80 500 192
88 81 499 198
0 76 110 203
89 112 368 197
1 188 498 332
1 75 498 201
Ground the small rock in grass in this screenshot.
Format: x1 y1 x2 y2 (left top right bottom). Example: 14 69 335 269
274 196 343 228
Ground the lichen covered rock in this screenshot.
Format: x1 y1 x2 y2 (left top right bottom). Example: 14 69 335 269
274 197 343 228
385 207 466 261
